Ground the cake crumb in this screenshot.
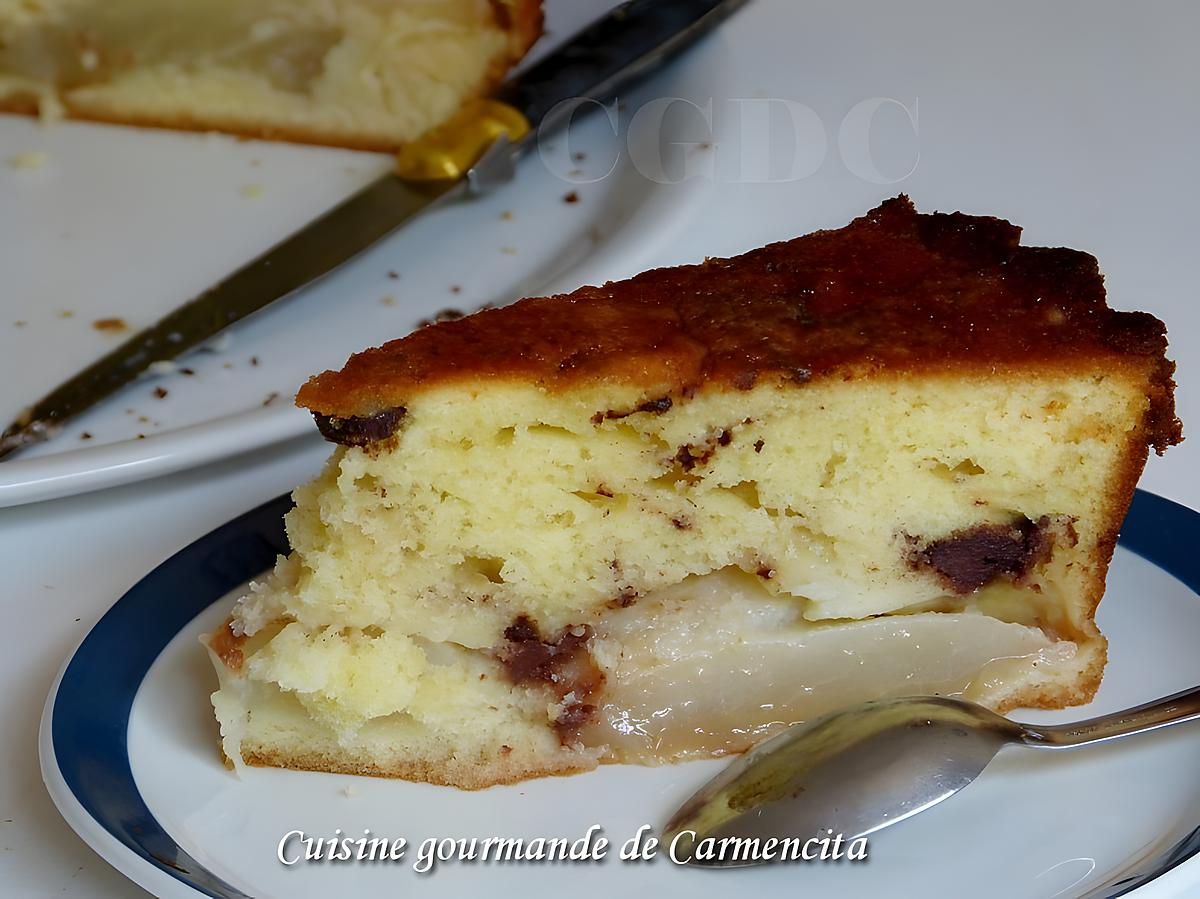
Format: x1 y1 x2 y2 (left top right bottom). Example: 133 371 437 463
572 151 587 162
239 184 264 199
450 285 462 294
92 317 128 332
180 367 195 376
7 151 47 170
380 295 397 307
80 432 92 440
249 356 259 366
563 191 580 204
500 210 514 221
387 270 400 280
59 310 75 319
153 387 168 399
263 392 280 406
206 333 233 353
13 321 26 327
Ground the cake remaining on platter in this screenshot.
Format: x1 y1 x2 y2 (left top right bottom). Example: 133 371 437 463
0 0 541 150
205 196 1181 788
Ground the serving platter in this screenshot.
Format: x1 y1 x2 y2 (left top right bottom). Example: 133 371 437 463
40 489 1200 898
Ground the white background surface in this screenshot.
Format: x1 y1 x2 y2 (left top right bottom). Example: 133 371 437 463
3 0 1199 896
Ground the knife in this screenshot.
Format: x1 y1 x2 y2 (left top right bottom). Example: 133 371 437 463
0 0 748 461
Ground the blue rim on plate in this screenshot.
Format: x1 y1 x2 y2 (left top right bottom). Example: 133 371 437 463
44 489 1200 899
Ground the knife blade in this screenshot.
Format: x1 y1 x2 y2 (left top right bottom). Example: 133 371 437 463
0 0 748 461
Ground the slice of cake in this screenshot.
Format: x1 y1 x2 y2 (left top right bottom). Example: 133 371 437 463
0 0 541 150
205 196 1181 788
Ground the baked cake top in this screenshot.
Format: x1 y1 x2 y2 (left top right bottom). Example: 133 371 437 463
298 196 1181 451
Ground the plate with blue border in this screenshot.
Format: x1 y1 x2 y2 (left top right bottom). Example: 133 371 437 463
40 489 1200 898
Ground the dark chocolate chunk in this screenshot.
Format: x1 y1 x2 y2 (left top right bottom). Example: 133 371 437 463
591 395 673 424
498 615 605 741
500 616 596 686
912 515 1054 593
637 396 673 415
673 428 732 472
313 406 406 446
503 614 540 645
674 443 702 471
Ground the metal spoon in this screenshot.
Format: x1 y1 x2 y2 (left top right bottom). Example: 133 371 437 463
663 686 1200 866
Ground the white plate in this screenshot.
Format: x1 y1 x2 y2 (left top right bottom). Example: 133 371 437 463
39 490 1200 898
0 0 728 507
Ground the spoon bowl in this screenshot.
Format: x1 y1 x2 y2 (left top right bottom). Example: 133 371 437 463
664 686 1200 866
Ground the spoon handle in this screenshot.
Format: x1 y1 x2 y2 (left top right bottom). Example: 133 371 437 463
1020 684 1200 748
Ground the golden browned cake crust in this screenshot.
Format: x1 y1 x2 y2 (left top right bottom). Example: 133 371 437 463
299 196 1181 455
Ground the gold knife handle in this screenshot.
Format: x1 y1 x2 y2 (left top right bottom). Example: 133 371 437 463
394 100 531 182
